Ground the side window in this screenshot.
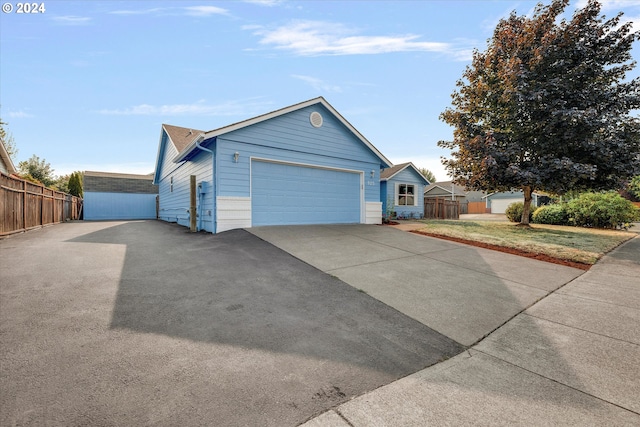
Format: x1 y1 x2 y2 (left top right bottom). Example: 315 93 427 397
397 184 415 206
170 176 173 193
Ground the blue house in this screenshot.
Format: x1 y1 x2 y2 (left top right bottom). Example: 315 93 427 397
380 162 430 219
153 97 393 233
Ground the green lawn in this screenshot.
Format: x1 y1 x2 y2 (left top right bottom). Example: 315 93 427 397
414 220 636 265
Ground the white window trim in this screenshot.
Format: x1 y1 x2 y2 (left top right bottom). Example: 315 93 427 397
395 182 417 206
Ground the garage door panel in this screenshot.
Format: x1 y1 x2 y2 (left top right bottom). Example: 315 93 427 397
252 161 361 226
491 198 523 214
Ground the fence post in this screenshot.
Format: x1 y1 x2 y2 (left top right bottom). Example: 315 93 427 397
22 179 27 230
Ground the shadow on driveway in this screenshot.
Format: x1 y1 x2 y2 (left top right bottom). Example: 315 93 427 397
0 221 462 426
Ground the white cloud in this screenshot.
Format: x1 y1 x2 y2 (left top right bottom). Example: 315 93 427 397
98 99 272 117
576 0 640 9
110 8 167 15
110 6 228 16
248 20 467 58
243 0 285 6
183 6 229 16
7 110 34 118
51 15 91 25
291 75 342 93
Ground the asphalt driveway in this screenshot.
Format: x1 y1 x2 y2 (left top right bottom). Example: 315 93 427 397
0 221 462 426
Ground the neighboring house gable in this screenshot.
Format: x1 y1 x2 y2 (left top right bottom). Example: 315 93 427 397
154 97 392 233
424 181 470 200
0 141 17 175
380 162 429 219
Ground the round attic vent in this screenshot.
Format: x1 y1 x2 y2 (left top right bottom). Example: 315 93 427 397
310 111 323 128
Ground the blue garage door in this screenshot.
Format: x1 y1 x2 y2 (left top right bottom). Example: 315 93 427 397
252 161 361 226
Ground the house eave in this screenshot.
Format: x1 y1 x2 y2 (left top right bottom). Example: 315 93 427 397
381 162 429 184
173 133 207 163
0 140 17 174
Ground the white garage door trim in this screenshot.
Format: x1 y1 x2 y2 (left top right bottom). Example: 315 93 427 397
250 157 364 225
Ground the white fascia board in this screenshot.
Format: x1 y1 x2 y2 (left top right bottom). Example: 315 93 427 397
153 125 169 185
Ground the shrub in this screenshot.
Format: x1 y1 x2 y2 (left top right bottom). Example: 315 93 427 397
532 204 568 225
505 201 537 223
566 192 640 229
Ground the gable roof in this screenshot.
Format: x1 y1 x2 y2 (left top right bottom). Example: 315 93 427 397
173 97 392 167
154 124 206 184
424 181 469 195
380 162 429 185
0 141 17 174
163 124 206 153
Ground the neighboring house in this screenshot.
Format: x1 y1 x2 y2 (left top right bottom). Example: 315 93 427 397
0 141 17 175
84 171 158 220
483 191 545 214
153 97 393 233
380 162 429 219
424 181 486 214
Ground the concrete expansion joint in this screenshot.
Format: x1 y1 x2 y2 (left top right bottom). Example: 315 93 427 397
556 291 640 311
473 349 640 417
325 253 419 273
523 312 640 347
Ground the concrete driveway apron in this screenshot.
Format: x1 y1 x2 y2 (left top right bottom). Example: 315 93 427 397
297 230 640 427
248 224 584 347
0 221 462 427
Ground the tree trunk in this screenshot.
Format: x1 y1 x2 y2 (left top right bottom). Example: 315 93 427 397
521 185 532 225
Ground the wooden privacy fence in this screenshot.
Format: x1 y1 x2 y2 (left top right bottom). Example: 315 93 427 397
424 197 460 220
467 201 490 214
1 172 83 237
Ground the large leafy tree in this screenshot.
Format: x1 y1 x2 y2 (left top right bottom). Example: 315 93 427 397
18 155 56 187
439 0 640 224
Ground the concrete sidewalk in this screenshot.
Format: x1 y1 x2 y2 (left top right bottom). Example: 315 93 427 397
300 232 640 426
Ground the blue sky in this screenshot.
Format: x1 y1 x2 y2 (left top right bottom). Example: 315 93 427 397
1 0 639 182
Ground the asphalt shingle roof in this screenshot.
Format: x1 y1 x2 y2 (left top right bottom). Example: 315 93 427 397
163 124 205 153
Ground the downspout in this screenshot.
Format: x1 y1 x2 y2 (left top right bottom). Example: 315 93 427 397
194 137 213 232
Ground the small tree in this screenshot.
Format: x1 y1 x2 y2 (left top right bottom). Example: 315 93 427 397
439 0 640 225
0 118 18 160
68 172 83 197
18 155 56 187
625 176 640 201
418 168 436 184
53 174 70 193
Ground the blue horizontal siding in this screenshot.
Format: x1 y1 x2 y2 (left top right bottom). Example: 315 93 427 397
84 192 157 220
215 104 381 204
156 132 214 232
382 167 426 218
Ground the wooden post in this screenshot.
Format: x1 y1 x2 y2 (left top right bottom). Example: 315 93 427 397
22 179 27 230
190 175 197 232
